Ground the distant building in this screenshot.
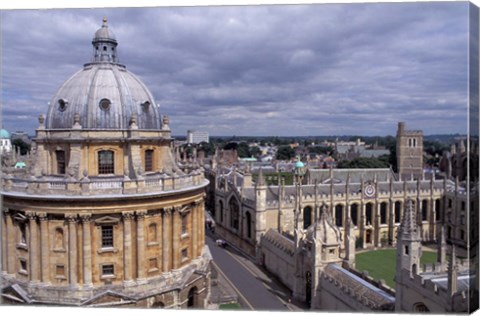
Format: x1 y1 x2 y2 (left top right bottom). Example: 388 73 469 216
0 129 12 154
396 122 423 180
187 130 209 144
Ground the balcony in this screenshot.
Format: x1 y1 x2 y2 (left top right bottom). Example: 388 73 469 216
1 169 207 198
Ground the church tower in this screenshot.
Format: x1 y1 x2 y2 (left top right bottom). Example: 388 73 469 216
396 122 423 180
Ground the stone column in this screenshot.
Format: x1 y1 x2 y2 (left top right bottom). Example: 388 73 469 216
66 213 78 288
6 210 15 275
162 208 172 272
26 211 40 283
122 211 134 286
192 203 198 259
136 210 147 282
80 213 93 288
38 212 50 284
172 207 180 269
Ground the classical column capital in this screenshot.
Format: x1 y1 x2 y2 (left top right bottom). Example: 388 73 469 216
193 200 202 207
163 207 173 216
37 212 48 221
25 211 37 221
136 210 147 219
65 213 78 222
79 213 92 222
122 211 135 220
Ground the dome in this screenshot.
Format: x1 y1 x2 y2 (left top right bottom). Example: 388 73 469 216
94 17 116 41
45 18 162 130
295 161 304 168
0 129 10 138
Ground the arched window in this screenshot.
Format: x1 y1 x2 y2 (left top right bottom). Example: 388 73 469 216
19 222 27 244
219 200 224 223
421 200 428 221
395 201 402 223
229 198 239 230
98 150 114 174
413 303 430 312
145 149 154 172
187 287 197 308
351 204 358 226
335 204 343 227
56 150 66 174
148 223 157 243
54 227 64 250
245 211 252 238
435 199 441 221
303 206 312 229
380 202 387 224
365 203 373 225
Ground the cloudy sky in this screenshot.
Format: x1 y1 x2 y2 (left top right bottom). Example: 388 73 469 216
0 1 474 137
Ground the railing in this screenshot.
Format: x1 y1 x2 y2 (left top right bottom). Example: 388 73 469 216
1 172 206 197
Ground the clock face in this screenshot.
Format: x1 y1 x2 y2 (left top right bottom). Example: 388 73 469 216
364 184 376 198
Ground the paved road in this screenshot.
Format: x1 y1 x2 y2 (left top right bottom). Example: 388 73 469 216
206 232 305 311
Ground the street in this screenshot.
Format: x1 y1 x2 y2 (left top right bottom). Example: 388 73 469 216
206 231 305 311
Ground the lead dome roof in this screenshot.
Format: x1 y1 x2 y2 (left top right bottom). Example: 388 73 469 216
45 18 162 130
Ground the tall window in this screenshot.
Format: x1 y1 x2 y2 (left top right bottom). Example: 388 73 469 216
365 203 373 225
101 225 113 248
421 200 428 221
335 205 343 227
395 201 402 223
56 150 66 174
145 149 154 172
148 223 157 243
229 198 239 230
303 206 312 229
19 222 27 244
351 204 358 226
98 150 114 174
245 212 252 238
380 202 387 224
181 214 188 235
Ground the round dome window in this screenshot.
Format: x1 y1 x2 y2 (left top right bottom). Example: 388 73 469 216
141 101 150 112
58 99 67 112
99 98 111 111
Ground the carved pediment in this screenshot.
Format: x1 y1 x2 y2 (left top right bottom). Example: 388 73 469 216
81 290 135 306
1 284 33 304
94 215 120 225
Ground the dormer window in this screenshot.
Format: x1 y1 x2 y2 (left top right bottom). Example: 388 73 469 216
141 101 150 112
58 99 67 112
99 98 111 111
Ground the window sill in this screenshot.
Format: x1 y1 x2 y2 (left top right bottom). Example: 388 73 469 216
16 243 28 251
100 274 116 280
53 248 66 253
18 270 28 276
148 268 159 273
181 257 189 263
181 233 189 240
97 247 118 254
55 275 67 280
147 242 159 247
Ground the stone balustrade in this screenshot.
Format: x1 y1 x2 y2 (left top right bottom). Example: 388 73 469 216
2 172 206 197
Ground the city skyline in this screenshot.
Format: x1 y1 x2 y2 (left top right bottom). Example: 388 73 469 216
1 2 473 137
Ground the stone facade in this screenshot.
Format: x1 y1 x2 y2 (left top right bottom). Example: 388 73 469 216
0 18 211 308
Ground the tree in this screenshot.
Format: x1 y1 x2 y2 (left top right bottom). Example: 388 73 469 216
11 139 31 155
276 145 295 161
337 157 390 169
198 141 215 157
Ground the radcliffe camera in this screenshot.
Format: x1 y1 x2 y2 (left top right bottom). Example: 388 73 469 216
0 2 478 314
